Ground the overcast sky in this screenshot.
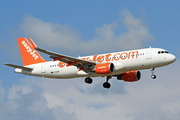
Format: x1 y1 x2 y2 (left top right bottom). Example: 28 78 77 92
0 0 180 120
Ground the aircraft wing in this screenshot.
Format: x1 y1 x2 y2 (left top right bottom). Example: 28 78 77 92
28 38 96 72
36 47 95 64
4 64 33 71
35 47 96 72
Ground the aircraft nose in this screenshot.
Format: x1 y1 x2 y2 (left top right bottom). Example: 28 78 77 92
168 54 176 63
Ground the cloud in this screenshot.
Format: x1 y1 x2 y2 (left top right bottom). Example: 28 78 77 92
118 9 154 49
0 60 179 120
3 8 178 120
20 9 154 55
0 82 77 120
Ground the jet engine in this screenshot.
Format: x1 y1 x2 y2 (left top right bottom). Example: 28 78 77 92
117 70 141 82
95 63 114 74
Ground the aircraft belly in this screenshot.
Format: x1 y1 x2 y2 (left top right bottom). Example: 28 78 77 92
58 67 78 78
123 59 142 71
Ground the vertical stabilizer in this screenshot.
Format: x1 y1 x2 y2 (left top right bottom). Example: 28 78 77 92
17 37 47 66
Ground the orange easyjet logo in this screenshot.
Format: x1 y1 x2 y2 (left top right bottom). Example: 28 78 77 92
82 51 139 62
58 51 138 68
22 41 39 60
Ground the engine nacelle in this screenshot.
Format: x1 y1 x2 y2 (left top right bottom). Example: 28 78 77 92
113 62 125 71
117 70 141 82
95 63 114 74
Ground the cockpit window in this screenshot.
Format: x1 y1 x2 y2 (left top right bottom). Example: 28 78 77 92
158 51 169 54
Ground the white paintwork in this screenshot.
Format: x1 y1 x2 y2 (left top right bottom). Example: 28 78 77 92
14 48 176 79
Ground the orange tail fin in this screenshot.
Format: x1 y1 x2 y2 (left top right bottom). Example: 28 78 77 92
17 37 47 66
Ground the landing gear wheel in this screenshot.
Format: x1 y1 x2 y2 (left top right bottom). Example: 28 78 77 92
103 82 111 89
151 74 156 79
151 68 156 79
85 77 93 84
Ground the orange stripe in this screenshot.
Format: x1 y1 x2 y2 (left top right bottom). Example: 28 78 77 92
78 67 85 71
53 57 64 61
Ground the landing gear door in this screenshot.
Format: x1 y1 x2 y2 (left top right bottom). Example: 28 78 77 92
146 48 152 60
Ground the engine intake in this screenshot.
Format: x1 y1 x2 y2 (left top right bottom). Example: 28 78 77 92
95 63 114 74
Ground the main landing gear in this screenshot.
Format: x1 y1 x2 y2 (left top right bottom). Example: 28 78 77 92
84 73 112 89
103 76 111 89
151 68 156 79
85 77 93 84
85 72 93 84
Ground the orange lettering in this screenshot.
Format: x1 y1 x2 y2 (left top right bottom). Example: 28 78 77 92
58 61 65 68
128 51 138 59
120 52 128 60
113 53 120 61
97 55 104 62
105 54 112 62
86 57 90 60
86 57 92 61
93 55 98 62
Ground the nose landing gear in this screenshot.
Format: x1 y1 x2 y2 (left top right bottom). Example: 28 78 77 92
151 68 156 79
151 74 156 79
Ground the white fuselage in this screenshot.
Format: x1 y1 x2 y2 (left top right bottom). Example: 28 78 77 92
15 48 176 79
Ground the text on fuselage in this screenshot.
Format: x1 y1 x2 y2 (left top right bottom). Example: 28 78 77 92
58 51 138 68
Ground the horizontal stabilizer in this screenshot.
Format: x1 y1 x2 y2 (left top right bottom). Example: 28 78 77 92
4 64 33 71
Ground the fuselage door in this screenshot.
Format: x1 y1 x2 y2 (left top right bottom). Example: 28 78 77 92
41 63 46 74
146 48 152 60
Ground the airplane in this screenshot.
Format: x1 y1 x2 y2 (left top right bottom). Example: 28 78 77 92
4 37 176 89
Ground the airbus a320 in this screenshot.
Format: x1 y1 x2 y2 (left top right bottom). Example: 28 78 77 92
4 38 176 89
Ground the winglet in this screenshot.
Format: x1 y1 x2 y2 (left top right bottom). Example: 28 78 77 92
28 37 37 48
